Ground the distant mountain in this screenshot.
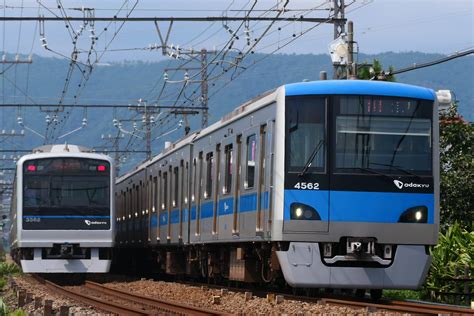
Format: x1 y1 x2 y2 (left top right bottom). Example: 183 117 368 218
0 51 472 173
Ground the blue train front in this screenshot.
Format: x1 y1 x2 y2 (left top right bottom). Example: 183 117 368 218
275 80 439 291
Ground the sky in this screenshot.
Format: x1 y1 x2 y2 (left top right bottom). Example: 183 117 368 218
0 0 472 62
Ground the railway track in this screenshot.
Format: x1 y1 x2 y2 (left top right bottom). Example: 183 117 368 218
32 276 226 315
320 297 474 315
179 279 473 315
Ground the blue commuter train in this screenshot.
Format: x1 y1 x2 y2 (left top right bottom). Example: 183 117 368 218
114 80 438 299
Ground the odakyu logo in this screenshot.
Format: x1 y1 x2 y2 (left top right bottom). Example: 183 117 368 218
393 180 430 190
84 219 107 226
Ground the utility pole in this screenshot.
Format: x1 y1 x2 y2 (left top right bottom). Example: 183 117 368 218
200 48 209 128
332 0 347 79
347 21 356 79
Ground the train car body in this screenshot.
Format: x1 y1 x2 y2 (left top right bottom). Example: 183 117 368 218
10 144 114 273
115 80 438 293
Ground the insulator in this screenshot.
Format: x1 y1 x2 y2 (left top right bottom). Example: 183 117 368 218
45 115 51 124
82 118 88 127
163 72 169 81
184 72 190 81
17 117 23 125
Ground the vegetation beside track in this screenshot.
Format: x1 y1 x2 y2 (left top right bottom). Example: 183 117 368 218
0 251 24 316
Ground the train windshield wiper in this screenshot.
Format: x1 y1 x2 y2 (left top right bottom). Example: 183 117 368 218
298 139 325 177
369 162 422 180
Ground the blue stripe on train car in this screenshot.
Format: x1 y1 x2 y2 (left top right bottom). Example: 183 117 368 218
283 189 435 223
148 191 269 227
183 208 189 222
218 197 234 216
330 191 435 224
200 201 214 219
285 80 436 100
240 193 257 213
191 206 197 221
159 212 168 226
151 214 158 227
170 209 180 224
261 191 269 209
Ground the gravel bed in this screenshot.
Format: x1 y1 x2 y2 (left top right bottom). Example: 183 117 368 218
105 279 404 315
9 275 109 315
7 274 407 315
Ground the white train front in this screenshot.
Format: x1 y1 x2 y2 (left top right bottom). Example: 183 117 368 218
10 144 114 273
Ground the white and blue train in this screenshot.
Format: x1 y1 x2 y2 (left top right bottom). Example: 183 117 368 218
10 144 114 273
115 80 439 298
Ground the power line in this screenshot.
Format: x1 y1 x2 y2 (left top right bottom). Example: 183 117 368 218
389 48 474 75
0 16 346 23
0 103 208 110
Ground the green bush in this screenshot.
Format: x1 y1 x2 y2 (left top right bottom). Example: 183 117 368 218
0 263 20 277
423 222 473 303
0 299 8 316
0 278 6 292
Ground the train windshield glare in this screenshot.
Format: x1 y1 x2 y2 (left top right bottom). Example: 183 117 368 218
335 96 432 175
23 158 110 210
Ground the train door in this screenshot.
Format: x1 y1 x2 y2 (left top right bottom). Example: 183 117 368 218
258 120 275 236
232 135 242 236
239 125 261 238
218 138 235 240
200 146 217 241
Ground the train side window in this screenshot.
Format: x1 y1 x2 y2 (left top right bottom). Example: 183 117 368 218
184 161 189 206
173 166 179 208
223 144 233 194
162 172 168 212
192 159 197 203
153 176 158 212
245 134 256 189
136 185 140 216
205 152 213 199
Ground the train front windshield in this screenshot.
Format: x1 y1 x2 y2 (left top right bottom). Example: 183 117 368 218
334 96 432 175
22 158 111 230
286 95 433 176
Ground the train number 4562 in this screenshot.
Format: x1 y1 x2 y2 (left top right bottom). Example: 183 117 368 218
293 182 319 190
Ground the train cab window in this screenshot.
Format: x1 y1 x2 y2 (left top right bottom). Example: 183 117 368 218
205 152 213 199
173 167 179 208
162 172 168 211
285 97 326 174
223 144 233 194
245 134 256 189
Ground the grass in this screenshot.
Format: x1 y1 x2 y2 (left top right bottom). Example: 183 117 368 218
383 289 423 301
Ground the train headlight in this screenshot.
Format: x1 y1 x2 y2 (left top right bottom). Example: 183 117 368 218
398 205 428 223
290 203 321 220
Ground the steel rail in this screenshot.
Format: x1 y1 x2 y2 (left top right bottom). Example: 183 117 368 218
36 278 150 315
85 281 226 316
320 297 474 315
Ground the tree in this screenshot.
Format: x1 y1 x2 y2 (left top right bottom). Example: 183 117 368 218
357 59 396 81
439 103 473 231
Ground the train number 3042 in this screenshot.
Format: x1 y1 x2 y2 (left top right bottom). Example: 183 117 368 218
293 182 320 190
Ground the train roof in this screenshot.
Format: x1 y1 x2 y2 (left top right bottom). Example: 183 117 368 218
285 80 436 101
